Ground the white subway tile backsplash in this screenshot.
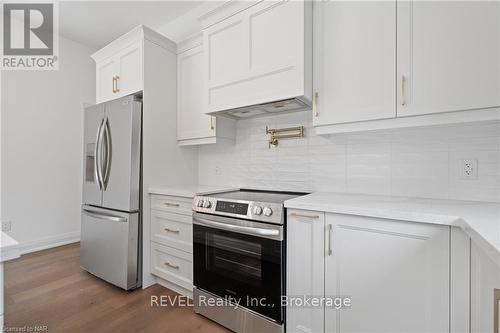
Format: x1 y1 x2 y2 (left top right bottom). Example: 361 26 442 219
198 114 500 202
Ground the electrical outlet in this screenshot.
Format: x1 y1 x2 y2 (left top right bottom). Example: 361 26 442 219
2 220 12 232
461 159 478 180
215 166 221 176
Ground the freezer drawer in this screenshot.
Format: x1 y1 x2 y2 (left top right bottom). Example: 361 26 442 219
80 205 139 290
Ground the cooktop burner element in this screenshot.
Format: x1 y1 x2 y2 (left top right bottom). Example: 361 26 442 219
192 189 307 225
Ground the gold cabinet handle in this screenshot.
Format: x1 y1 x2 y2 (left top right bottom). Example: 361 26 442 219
326 224 333 256
164 227 180 234
115 75 120 93
210 116 214 130
313 92 319 117
112 76 116 93
163 202 180 207
289 212 320 219
164 262 179 269
400 75 406 106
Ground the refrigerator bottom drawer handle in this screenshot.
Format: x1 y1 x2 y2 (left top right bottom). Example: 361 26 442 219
83 208 128 222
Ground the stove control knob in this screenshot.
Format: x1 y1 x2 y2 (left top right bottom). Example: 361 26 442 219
253 206 263 215
203 200 211 208
263 207 273 217
197 199 204 207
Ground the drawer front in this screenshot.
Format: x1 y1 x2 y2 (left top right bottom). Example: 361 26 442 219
151 210 193 253
150 194 193 215
151 243 193 291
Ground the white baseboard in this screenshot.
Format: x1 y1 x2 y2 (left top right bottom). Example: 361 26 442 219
15 232 80 255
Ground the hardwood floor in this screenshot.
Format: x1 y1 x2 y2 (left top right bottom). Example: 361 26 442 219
4 243 230 333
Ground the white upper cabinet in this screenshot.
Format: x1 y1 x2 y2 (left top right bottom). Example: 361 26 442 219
177 40 213 143
116 43 143 99
94 42 143 104
203 0 312 114
314 1 500 134
177 36 235 146
92 26 173 104
397 1 500 117
96 58 119 104
313 1 396 126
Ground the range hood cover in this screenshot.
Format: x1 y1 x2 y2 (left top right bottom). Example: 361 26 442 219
208 98 311 120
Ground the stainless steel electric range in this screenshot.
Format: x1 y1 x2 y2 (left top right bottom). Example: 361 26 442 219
192 189 306 333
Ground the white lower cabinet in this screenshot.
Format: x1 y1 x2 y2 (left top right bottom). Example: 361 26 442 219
287 210 450 333
151 210 192 253
151 242 193 291
325 213 449 333
149 194 193 296
286 210 325 333
470 242 500 333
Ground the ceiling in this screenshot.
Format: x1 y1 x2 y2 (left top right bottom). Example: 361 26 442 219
59 1 203 49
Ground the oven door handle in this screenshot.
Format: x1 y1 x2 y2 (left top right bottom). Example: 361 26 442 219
193 216 280 237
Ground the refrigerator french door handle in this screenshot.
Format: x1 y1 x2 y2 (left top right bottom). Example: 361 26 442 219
83 207 128 222
94 118 105 191
97 117 108 191
102 117 112 190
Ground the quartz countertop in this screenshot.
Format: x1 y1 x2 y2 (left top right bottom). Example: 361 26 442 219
0 232 20 262
285 192 500 264
148 185 238 198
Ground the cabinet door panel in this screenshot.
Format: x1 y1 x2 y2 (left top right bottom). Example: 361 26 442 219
313 1 396 126
250 1 301 74
117 43 143 97
97 59 118 103
470 241 500 333
286 210 324 333
397 1 500 116
325 214 449 333
206 17 249 87
177 45 214 141
204 0 310 113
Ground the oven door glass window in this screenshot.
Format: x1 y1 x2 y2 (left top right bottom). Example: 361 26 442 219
194 223 283 323
209 233 263 285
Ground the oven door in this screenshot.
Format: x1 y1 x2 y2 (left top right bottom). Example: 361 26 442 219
193 212 284 323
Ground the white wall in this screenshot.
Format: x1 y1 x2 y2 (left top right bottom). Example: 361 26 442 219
1 36 95 252
199 112 500 203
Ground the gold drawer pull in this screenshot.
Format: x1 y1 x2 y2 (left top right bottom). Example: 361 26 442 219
115 75 120 93
327 224 333 256
164 227 180 234
164 262 179 269
289 213 320 219
400 74 406 106
164 202 180 207
313 92 319 117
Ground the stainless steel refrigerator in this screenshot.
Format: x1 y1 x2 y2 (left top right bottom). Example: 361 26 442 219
80 95 142 290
